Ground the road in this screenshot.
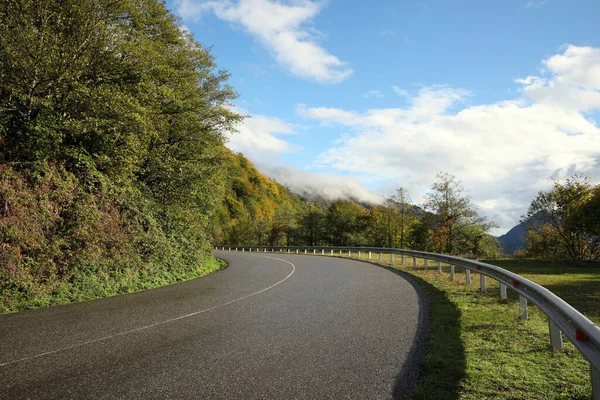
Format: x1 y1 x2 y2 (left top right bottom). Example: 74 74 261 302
0 251 428 399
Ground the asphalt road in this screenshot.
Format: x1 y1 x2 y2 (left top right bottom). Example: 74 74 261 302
0 252 428 399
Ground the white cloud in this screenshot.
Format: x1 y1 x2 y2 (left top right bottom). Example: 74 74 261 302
175 0 352 83
260 165 382 204
543 45 600 90
392 86 409 97
225 108 381 204
517 45 600 112
225 110 296 161
363 90 384 99
526 0 546 8
298 45 600 232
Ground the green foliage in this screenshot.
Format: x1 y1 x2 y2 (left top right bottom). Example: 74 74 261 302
523 175 600 261
423 172 498 256
325 200 369 246
0 0 239 311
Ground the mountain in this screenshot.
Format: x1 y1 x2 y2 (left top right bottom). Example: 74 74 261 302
498 223 527 254
498 212 544 254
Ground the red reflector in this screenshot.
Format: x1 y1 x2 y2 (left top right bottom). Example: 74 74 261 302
512 280 518 287
576 329 588 341
476 265 481 270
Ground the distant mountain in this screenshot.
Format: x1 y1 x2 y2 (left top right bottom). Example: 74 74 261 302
498 222 527 254
498 212 543 254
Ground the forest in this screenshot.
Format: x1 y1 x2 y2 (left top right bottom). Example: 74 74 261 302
1 0 599 312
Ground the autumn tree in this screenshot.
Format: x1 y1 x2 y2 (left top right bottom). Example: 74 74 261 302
523 175 600 261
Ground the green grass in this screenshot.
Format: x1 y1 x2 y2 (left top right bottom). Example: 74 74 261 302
0 257 227 314
319 251 599 399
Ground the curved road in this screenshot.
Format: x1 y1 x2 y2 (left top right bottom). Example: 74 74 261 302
0 252 428 399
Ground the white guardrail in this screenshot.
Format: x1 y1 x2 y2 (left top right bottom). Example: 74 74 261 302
217 245 600 399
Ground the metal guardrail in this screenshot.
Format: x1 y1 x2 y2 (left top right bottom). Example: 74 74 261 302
217 245 600 399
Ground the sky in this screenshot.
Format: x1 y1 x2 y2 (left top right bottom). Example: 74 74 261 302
168 0 600 235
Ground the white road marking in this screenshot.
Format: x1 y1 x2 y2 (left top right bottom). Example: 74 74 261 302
0 255 296 367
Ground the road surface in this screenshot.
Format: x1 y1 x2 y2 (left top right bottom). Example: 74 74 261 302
0 251 428 399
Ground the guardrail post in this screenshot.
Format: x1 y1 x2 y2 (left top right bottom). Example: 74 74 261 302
322 249 324 255
288 248 290 253
305 249 307 254
369 251 372 259
379 252 382 261
331 250 334 255
402 255 405 264
296 249 298 254
500 283 507 299
548 319 563 351
339 250 342 256
437 261 442 273
424 259 428 270
413 257 417 269
235 247 237 251
228 247 231 251
348 250 351 257
520 296 528 320
242 248 244 252
466 269 471 285
313 249 316 254
450 265 455 280
480 274 486 294
592 366 600 400
391 254 394 262
358 251 361 258
222 247 224 251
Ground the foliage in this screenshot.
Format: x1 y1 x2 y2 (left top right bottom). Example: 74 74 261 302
0 0 239 311
367 189 417 249
424 172 499 256
523 176 600 261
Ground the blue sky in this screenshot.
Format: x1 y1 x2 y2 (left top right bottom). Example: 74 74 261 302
168 0 600 234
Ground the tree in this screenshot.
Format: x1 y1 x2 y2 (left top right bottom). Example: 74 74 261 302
424 172 496 255
389 188 413 249
519 224 564 259
366 205 396 247
298 202 326 246
325 200 369 246
0 0 243 309
523 175 600 261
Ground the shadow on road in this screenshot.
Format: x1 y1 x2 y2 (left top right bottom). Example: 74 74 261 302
372 265 466 400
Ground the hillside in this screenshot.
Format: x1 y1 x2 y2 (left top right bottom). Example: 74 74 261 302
498 222 527 254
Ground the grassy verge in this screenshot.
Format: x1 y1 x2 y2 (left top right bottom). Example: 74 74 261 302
325 252 599 399
0 257 227 314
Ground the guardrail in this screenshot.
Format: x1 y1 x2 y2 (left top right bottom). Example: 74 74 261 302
217 245 600 399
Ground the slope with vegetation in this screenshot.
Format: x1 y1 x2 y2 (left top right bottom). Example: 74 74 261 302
0 0 239 312
217 164 503 259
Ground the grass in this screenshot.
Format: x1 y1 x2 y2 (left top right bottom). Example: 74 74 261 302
0 257 227 314
314 251 599 399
